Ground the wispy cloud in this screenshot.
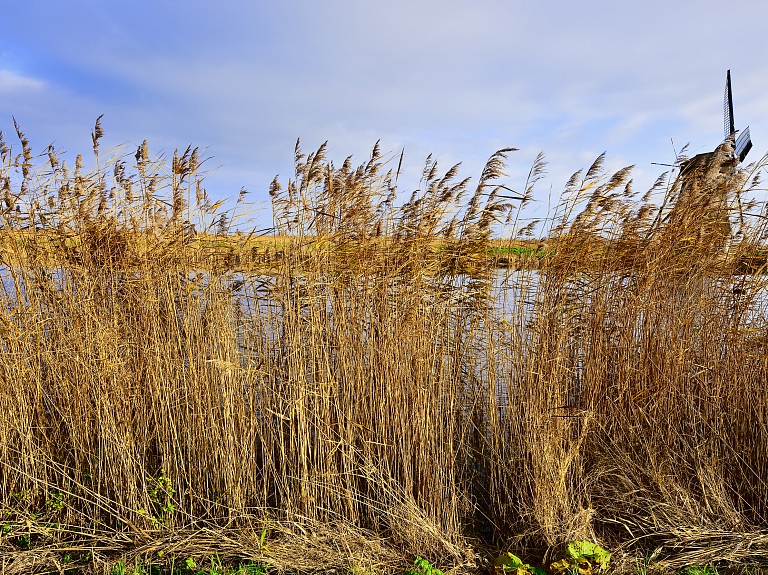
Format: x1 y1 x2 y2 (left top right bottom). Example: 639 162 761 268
0 70 45 94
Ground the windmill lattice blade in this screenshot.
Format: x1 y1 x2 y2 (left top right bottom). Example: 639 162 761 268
735 126 752 163
724 69 735 139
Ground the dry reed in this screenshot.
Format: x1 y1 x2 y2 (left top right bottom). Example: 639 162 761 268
1 122 768 574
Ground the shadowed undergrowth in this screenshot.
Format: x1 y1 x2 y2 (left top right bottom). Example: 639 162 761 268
2 122 768 574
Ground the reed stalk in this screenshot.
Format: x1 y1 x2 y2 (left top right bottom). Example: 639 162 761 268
1 123 767 573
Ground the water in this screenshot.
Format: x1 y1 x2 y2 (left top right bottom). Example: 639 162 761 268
2 264 767 380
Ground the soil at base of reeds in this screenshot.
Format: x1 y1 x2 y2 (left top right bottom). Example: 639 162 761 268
2 125 768 574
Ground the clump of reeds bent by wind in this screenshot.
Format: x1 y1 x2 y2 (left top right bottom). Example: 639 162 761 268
1 117 768 574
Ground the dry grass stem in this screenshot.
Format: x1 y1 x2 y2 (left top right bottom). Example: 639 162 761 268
1 124 767 573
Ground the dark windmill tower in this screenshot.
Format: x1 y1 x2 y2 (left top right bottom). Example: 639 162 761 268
661 70 753 251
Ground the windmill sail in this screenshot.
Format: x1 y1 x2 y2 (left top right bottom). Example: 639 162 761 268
724 69 735 138
723 69 752 163
735 126 752 162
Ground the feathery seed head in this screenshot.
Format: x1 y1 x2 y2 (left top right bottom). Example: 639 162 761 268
47 144 59 170
269 176 282 198
0 132 8 163
585 152 606 182
189 147 199 173
91 115 104 152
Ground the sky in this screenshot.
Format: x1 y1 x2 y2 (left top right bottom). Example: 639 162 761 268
2 0 768 230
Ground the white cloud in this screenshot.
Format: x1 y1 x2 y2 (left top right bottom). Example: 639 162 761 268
0 70 45 93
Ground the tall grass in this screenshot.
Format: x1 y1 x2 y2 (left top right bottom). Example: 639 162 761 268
1 121 768 573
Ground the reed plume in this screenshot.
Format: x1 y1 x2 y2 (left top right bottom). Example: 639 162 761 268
1 121 768 574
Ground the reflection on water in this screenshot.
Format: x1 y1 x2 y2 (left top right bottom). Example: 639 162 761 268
2 265 768 369
2 263 768 418
3 264 768 322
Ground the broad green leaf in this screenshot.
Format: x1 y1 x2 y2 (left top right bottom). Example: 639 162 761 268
495 553 525 570
565 541 611 571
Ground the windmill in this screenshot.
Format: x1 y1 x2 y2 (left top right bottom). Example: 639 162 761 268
655 70 754 250
677 70 752 177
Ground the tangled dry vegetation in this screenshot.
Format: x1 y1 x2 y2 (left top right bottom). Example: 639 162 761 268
2 119 768 574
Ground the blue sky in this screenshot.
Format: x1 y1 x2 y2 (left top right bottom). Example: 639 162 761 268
2 1 768 229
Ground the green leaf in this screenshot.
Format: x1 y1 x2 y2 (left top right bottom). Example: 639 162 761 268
550 558 573 575
495 553 546 575
409 557 444 575
564 541 611 571
496 553 525 570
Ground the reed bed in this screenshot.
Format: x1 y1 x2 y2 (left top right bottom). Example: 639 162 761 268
1 121 768 574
